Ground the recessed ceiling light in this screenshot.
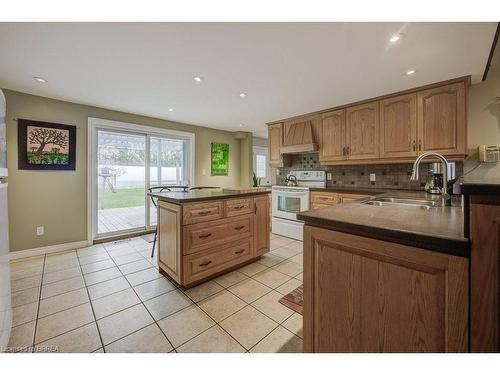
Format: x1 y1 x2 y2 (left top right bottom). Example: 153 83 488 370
193 76 203 83
406 69 416 76
389 34 401 43
239 93 247 98
239 124 244 127
168 108 174 112
33 76 47 83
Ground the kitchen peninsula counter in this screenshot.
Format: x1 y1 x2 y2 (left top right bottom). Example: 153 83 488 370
149 189 270 287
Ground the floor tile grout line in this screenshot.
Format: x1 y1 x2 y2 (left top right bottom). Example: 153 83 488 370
102 244 176 352
75 250 107 353
30 254 46 352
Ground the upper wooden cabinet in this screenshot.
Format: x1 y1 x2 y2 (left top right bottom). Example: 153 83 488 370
417 82 466 156
346 102 380 160
268 77 469 166
268 122 283 167
380 93 418 159
319 110 346 163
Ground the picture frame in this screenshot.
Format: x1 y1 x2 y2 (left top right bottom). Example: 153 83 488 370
18 118 76 170
211 142 229 176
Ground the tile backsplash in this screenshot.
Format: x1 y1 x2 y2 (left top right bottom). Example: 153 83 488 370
276 153 463 191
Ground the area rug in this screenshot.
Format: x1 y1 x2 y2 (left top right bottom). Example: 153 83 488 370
279 285 303 315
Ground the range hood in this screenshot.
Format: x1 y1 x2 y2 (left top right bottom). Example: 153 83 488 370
280 120 318 154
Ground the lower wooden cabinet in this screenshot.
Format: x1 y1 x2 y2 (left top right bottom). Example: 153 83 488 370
470 196 500 352
303 225 469 352
157 195 270 287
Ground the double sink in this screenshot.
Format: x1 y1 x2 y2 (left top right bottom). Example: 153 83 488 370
362 196 442 210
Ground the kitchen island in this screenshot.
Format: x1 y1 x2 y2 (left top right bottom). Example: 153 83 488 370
149 189 270 288
297 190 469 352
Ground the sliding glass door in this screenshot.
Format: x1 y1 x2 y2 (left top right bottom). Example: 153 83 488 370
96 130 146 236
89 118 194 240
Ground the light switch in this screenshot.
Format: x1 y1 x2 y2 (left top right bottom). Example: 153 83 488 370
36 226 44 236
202 169 206 176
370 173 376 182
327 173 332 180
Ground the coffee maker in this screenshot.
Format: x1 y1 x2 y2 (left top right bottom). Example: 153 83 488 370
425 162 456 194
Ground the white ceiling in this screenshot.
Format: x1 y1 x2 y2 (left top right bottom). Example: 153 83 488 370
0 22 497 138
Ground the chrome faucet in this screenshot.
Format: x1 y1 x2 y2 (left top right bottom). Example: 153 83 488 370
410 152 451 204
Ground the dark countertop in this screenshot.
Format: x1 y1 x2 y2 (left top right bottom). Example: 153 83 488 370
309 186 387 195
297 190 469 257
458 175 500 195
149 189 270 203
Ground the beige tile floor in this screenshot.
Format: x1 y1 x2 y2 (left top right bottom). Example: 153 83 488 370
7 233 303 353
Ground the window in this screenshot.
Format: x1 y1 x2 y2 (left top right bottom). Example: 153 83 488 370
253 146 269 184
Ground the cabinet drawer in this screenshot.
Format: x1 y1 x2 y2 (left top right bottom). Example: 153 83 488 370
225 198 254 217
183 215 253 255
339 193 370 202
183 238 253 285
183 201 224 225
311 192 340 205
311 203 332 209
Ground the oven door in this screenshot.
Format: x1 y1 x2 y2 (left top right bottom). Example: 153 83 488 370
272 189 309 221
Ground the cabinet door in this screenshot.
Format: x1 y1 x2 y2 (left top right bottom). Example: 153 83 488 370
157 201 182 284
470 199 500 352
417 82 466 156
268 123 283 167
346 102 379 160
303 226 468 353
319 110 346 162
254 195 270 256
380 93 417 158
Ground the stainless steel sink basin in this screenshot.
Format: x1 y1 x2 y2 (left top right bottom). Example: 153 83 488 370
362 196 441 210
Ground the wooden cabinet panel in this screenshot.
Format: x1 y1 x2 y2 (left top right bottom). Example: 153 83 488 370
157 201 182 284
380 93 417 158
303 226 468 352
470 199 500 352
339 193 370 203
225 198 254 217
183 201 223 225
183 238 253 285
319 110 346 162
268 123 283 167
346 102 380 160
184 215 253 255
417 82 466 156
311 192 340 206
254 195 270 256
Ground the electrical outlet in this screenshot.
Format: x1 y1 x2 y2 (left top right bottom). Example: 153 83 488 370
36 226 44 236
370 173 376 182
327 173 332 181
202 169 206 176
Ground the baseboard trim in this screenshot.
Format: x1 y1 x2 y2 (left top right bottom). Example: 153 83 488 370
10 240 90 260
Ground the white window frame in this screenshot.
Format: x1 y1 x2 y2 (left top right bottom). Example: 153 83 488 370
253 146 270 184
87 117 195 243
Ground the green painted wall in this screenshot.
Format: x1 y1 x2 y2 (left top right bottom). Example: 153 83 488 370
4 89 243 252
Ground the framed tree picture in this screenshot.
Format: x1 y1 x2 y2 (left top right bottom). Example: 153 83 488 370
18 119 76 170
211 142 229 176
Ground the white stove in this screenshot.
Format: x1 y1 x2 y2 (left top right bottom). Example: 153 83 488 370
272 170 326 240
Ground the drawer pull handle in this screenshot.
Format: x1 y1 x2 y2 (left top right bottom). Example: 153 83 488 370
233 205 245 210
197 210 212 215
199 260 212 267
198 233 212 239
234 249 245 255
234 226 245 230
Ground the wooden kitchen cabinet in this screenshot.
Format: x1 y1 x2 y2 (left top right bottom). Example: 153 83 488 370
310 191 370 208
268 122 284 167
303 226 469 352
470 197 500 352
380 93 418 159
319 110 346 163
157 201 183 284
268 77 468 166
417 82 466 156
254 195 270 256
346 102 379 160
